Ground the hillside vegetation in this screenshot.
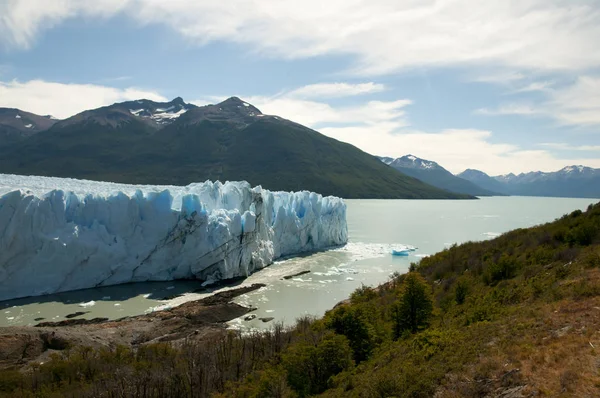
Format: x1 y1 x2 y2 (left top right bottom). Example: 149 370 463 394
1 203 599 397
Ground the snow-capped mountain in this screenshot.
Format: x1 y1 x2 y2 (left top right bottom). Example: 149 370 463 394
0 108 60 146
379 155 500 196
127 97 192 125
0 97 468 199
56 97 199 129
386 154 442 170
459 166 600 198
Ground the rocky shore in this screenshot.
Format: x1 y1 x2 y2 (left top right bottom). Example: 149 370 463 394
0 283 265 369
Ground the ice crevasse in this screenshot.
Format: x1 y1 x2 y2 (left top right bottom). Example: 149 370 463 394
0 175 348 301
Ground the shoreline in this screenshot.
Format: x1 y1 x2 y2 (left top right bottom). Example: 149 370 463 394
0 283 265 369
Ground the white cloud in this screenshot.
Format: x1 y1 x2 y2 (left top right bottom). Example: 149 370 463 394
540 143 600 151
2 1 600 75
513 81 554 93
476 75 600 126
0 0 128 50
0 79 167 118
287 82 385 99
549 76 600 126
471 71 526 84
475 104 540 116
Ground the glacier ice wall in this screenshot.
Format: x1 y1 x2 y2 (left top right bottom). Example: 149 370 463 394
0 175 347 300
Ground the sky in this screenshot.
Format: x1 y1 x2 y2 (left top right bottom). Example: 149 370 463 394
0 0 599 175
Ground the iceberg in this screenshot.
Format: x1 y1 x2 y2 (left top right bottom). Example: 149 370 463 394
0 174 347 301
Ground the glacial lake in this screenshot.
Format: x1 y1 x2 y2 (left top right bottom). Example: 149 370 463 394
1 196 597 328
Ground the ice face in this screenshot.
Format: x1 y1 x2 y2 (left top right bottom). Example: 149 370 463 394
0 175 348 300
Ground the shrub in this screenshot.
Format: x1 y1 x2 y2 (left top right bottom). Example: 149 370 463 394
455 280 469 305
392 273 433 338
325 306 374 362
567 222 598 246
282 333 353 396
484 255 517 285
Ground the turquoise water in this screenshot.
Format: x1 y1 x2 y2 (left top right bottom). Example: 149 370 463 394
1 197 596 328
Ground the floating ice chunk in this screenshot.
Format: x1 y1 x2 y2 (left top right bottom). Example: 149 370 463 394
79 301 96 308
15 114 21 119
24 124 33 128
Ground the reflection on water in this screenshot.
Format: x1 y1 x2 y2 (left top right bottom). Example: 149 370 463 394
2 196 596 328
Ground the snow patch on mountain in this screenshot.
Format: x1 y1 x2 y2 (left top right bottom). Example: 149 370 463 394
129 104 189 125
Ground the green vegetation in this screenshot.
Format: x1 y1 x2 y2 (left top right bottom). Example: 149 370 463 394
0 104 472 199
2 203 600 397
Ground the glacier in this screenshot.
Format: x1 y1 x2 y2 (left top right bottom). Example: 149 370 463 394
0 174 347 301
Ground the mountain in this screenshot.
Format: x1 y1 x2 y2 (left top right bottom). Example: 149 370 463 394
459 166 600 198
379 155 500 196
0 97 473 199
458 169 511 195
0 108 59 146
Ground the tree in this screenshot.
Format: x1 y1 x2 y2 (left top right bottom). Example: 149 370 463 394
392 273 433 338
325 306 374 362
282 333 353 396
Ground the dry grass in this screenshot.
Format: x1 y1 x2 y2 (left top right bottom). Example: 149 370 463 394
435 280 600 397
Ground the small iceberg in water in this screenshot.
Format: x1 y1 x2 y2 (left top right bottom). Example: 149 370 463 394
391 245 417 256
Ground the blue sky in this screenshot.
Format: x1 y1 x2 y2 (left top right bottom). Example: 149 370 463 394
1 0 599 175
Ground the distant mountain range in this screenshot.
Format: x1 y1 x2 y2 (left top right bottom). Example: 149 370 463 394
379 155 500 196
459 167 600 198
0 97 471 200
378 155 600 199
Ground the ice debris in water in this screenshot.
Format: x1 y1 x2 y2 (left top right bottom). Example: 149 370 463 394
0 174 348 300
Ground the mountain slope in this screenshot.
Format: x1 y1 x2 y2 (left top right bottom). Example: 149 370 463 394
0 97 472 199
458 169 512 195
380 155 501 196
460 167 600 198
0 108 59 146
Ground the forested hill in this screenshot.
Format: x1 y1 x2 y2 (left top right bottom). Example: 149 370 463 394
0 98 472 199
2 202 599 396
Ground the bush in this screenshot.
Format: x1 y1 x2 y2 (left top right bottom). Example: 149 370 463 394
484 255 517 285
392 273 433 338
567 222 598 246
282 333 353 396
325 306 374 362
455 280 469 305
